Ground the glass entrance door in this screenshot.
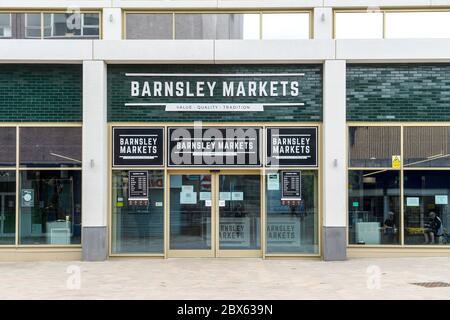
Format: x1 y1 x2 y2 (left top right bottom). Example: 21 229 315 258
168 172 261 257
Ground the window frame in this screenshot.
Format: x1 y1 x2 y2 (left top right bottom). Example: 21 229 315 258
0 123 82 248
347 122 450 249
0 13 12 38
334 8 450 39
123 10 313 40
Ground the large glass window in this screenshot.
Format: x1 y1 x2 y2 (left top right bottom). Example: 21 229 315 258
335 12 383 39
348 170 400 245
266 170 319 253
175 13 260 40
126 13 173 39
20 127 82 168
19 170 81 245
0 171 16 244
349 126 401 168
262 13 310 39
404 171 450 245
25 13 41 38
111 170 164 254
404 127 450 168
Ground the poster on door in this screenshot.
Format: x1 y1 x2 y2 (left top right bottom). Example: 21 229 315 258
128 171 149 206
218 217 250 247
267 218 301 247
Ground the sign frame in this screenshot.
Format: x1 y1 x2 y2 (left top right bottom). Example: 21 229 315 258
266 126 318 168
281 171 302 201
167 126 263 167
112 126 165 167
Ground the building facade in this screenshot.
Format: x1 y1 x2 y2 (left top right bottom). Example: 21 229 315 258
0 0 449 261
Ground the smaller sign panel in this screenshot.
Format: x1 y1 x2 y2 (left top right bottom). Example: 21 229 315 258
267 173 280 190
113 127 164 167
435 195 448 205
21 189 34 207
392 155 401 169
128 171 149 206
267 127 318 167
406 197 419 207
267 218 301 247
281 171 301 203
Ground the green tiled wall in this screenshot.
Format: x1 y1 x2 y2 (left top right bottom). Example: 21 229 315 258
347 64 450 121
108 64 322 122
0 64 82 122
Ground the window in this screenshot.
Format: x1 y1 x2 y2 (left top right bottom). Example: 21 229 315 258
20 127 82 168
19 170 81 245
385 12 450 39
0 127 16 166
404 171 450 245
25 13 41 38
404 127 450 168
335 10 450 39
125 12 310 40
112 170 164 254
349 126 401 168
335 12 383 39
0 171 15 244
126 13 173 39
175 13 260 40
348 125 450 247
266 170 319 253
262 13 310 39
348 170 400 245
0 13 12 38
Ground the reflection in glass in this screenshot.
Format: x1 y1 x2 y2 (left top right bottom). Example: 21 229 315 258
219 175 260 250
112 170 164 253
266 171 318 253
386 12 450 39
348 170 400 245
19 170 81 245
170 175 212 250
0 127 16 166
175 13 260 40
20 127 82 168
404 171 450 245
0 171 15 244
404 127 450 168
335 12 383 39
349 126 401 167
126 13 173 39
262 13 310 39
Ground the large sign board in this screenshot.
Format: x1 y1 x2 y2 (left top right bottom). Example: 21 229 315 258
266 127 317 167
168 127 261 167
113 127 164 167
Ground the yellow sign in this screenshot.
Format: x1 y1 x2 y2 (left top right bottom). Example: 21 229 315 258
392 155 401 169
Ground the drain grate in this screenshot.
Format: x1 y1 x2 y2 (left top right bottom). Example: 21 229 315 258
411 282 450 288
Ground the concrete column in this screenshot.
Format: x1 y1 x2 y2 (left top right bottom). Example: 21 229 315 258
313 7 333 39
102 8 122 40
322 60 347 261
82 61 108 261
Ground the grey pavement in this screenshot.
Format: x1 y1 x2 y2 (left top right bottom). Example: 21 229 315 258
1 257 450 299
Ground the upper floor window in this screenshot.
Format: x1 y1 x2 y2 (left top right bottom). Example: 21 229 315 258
125 12 311 40
335 10 450 39
0 13 12 38
0 11 100 39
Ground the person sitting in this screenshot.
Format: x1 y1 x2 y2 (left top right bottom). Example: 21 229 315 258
424 211 443 244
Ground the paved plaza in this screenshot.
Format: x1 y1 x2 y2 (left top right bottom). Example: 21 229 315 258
1 257 449 300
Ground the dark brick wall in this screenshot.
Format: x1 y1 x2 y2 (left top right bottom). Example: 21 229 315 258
108 64 322 122
0 64 82 122
347 64 450 121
